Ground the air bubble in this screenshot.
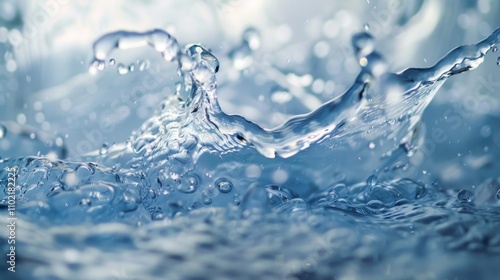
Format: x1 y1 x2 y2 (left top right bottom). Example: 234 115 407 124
217 179 234 194
457 189 475 203
492 46 498 52
233 194 241 206
178 176 198 194
203 196 212 205
367 200 384 209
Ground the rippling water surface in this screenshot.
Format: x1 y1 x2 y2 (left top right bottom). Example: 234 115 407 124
1 1 500 279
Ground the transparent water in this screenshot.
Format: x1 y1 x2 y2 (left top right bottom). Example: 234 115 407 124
1 1 500 279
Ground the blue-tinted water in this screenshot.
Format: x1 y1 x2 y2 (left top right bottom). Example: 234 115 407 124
1 1 500 279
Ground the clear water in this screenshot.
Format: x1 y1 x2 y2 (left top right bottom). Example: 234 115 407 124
1 1 500 279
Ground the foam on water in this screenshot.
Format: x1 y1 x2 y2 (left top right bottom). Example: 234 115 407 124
1 25 500 280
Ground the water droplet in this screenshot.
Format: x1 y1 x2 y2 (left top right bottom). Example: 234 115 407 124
352 32 374 58
109 59 116 65
203 196 212 205
128 64 135 72
271 87 293 104
363 24 370 31
117 63 129 75
92 60 106 71
496 56 500 66
243 27 261 51
55 137 64 147
99 143 109 155
457 189 475 203
496 189 500 199
368 142 375 149
217 179 234 194
0 125 6 139
138 59 149 71
492 46 498 52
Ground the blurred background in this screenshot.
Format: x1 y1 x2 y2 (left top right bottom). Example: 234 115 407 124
0 0 499 189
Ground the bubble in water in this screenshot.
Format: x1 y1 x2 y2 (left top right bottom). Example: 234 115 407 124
366 200 384 210
233 194 241 206
457 189 475 203
217 179 234 194
203 196 212 205
178 176 198 194
493 46 498 52
363 24 370 31
0 125 6 139
109 59 116 65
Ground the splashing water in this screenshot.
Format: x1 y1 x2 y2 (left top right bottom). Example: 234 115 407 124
1 17 500 280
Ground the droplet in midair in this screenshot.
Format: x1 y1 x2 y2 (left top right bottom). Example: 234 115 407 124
270 87 293 104
117 63 129 75
138 59 149 71
242 27 261 51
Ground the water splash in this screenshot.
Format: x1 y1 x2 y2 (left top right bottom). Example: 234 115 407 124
1 25 500 280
